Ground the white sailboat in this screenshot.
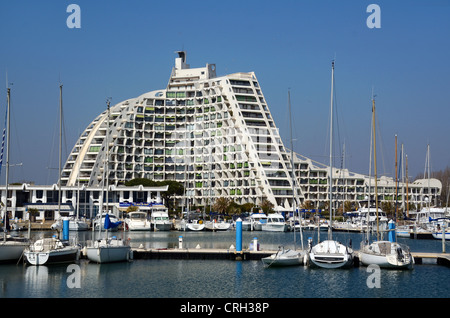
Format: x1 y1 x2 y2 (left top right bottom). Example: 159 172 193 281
86 213 132 263
358 97 413 270
262 246 305 267
86 99 132 264
24 85 80 266
0 84 30 263
186 220 205 231
24 236 80 265
262 90 306 267
308 61 353 269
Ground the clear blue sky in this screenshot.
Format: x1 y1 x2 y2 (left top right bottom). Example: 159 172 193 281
0 0 449 185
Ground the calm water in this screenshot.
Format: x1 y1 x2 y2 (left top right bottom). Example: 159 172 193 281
1 229 449 300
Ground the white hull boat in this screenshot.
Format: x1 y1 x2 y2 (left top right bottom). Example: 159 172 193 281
0 237 29 263
186 222 205 231
432 231 450 240
205 221 231 231
150 208 171 231
86 237 132 263
248 213 267 231
69 218 89 231
308 240 353 269
395 225 411 238
125 212 151 231
261 213 288 232
24 237 80 266
359 241 414 269
262 247 306 267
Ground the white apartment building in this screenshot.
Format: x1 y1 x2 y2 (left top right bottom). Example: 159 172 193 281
60 52 441 212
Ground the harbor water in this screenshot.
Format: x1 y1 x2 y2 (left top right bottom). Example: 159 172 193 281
1 229 449 300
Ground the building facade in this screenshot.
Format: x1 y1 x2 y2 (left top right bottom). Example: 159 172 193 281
60 52 441 212
0 184 168 222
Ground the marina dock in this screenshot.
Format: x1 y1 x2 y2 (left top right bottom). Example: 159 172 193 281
130 247 450 267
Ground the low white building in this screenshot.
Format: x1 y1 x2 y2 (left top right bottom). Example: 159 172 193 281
0 183 168 222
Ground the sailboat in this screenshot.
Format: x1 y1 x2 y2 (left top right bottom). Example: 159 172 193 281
262 90 306 267
308 61 354 269
86 213 132 263
358 96 414 269
0 84 30 263
85 99 132 263
24 85 80 265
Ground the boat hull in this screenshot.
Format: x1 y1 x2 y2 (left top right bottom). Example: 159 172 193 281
186 223 205 231
261 223 288 232
0 241 28 263
86 245 132 263
262 249 305 267
432 232 450 240
69 220 89 231
24 247 80 265
126 221 152 231
205 222 231 231
359 241 414 269
153 222 172 231
308 240 353 269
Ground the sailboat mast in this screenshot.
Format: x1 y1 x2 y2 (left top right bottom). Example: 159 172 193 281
58 84 62 226
395 134 398 222
328 60 334 240
372 96 379 240
406 154 409 218
3 86 11 239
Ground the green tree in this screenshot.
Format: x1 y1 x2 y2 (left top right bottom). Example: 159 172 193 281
260 199 274 214
212 197 230 214
125 178 184 214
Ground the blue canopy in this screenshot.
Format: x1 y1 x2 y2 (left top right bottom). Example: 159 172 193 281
104 213 122 230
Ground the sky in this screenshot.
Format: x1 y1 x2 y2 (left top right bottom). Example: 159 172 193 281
0 0 449 185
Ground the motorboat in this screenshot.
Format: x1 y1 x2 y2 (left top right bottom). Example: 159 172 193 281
125 211 151 231
85 236 132 263
308 239 354 269
24 237 80 266
359 240 414 269
262 246 306 267
261 213 288 232
150 206 171 231
248 213 267 231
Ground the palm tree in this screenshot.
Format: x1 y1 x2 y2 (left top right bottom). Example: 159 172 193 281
212 197 230 214
260 199 274 214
